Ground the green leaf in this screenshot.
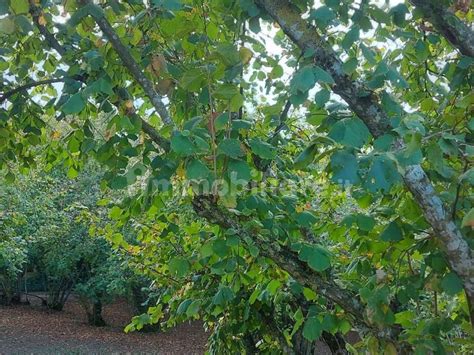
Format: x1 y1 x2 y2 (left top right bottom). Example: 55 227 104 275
180 68 205 91
303 317 323 342
169 257 190 277
67 167 78 179
110 176 128 190
249 138 276 159
311 6 336 28
176 299 192 315
114 116 133 131
291 309 304 337
270 65 284 79
440 272 463 296
186 300 201 317
315 89 330 107
232 119 252 130
240 0 260 17
109 206 122 219
361 44 377 65
15 15 32 33
214 84 239 100
342 57 358 74
356 214 375 232
0 17 15 34
212 239 229 257
186 159 210 180
299 245 331 272
294 144 318 170
395 310 415 328
266 280 281 295
10 0 29 14
152 0 182 10
342 26 359 50
328 117 370 148
61 93 86 115
0 1 8 15
98 77 114 95
380 221 403 242
414 40 429 62
171 132 195 156
228 159 252 182
216 43 240 66
212 286 235 305
374 134 395 151
4 171 15 184
313 66 335 84
322 314 338 333
230 93 244 111
218 138 244 158
458 56 474 70
296 211 318 228
391 4 408 27
330 151 359 184
291 66 316 93
365 155 401 192
214 113 229 131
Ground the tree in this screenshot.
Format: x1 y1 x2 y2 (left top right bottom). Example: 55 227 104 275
0 0 472 352
0 235 27 305
0 165 133 321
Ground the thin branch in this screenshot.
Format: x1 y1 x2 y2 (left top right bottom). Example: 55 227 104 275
29 0 66 56
271 99 292 139
78 0 173 126
452 159 469 220
410 0 474 57
27 4 170 152
0 78 72 104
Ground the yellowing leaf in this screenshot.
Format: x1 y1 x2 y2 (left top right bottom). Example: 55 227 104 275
151 54 168 75
156 78 174 95
384 343 397 355
239 47 253 65
462 208 474 228
38 15 47 26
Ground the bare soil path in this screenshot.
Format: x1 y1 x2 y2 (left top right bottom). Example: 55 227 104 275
0 298 207 354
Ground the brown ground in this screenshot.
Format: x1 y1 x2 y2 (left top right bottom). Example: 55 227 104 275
0 296 208 354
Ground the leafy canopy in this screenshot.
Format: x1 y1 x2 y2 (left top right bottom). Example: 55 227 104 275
0 0 473 353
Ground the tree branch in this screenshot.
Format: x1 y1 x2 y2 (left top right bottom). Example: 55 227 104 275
410 0 474 57
192 195 401 342
27 3 170 152
253 0 474 308
271 99 292 140
0 78 71 104
28 0 66 56
78 0 173 127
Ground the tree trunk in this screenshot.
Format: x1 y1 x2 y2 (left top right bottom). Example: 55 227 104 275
253 0 474 328
87 300 106 327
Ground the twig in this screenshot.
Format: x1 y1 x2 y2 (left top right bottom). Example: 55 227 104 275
78 0 174 126
452 159 469 220
0 78 74 104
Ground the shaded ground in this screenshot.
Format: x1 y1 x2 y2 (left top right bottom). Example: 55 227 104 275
0 296 207 354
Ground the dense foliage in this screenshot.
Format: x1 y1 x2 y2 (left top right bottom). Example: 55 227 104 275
0 0 473 353
0 166 150 325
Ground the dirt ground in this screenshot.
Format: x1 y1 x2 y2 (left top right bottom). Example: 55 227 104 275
0 296 208 354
